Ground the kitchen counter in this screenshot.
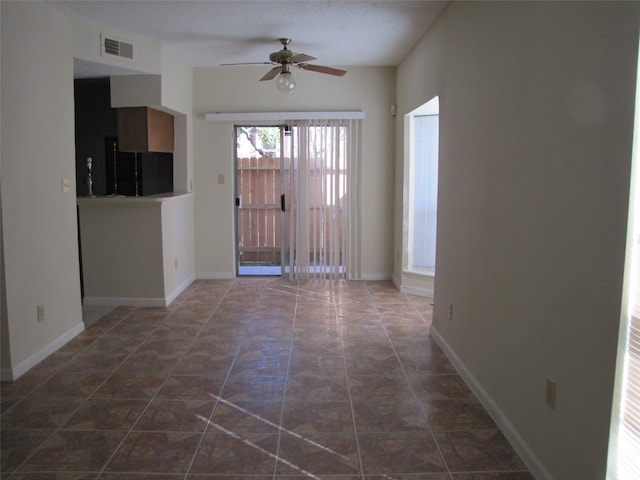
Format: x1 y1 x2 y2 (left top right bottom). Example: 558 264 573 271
77 192 195 306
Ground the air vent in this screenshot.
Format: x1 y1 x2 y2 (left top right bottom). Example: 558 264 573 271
101 34 133 60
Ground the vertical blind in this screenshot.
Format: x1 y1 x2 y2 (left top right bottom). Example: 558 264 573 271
610 50 640 476
286 118 361 280
613 203 640 478
412 114 439 271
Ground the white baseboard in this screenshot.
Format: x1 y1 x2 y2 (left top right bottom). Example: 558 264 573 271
430 326 553 480
1 322 85 381
83 296 167 307
166 274 196 305
399 284 434 297
359 273 393 281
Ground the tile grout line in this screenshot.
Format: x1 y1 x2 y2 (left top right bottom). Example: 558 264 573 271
337 282 367 480
2 304 143 480
182 278 270 479
88 279 231 479
364 283 455 480
272 277 300 480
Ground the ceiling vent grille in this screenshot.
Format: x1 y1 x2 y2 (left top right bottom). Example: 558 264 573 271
101 34 134 60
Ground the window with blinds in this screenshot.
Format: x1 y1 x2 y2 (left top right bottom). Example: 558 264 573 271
608 40 640 479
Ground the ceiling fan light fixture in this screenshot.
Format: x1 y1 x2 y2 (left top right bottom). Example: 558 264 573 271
276 71 296 94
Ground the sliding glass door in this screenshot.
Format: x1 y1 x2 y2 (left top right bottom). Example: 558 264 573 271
234 125 286 276
234 119 360 279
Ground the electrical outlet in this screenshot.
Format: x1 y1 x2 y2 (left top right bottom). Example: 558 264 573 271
545 377 557 410
37 304 45 322
62 178 71 193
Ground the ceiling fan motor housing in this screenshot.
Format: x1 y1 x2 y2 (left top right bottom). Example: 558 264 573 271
270 50 295 64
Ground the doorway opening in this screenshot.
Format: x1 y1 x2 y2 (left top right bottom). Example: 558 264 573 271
234 125 289 276
402 96 439 277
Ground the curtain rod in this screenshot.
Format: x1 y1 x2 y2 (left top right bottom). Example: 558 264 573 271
205 111 366 122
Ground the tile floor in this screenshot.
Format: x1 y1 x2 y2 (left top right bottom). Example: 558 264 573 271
1 279 534 480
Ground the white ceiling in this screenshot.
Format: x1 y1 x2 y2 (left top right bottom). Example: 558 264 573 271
50 0 448 77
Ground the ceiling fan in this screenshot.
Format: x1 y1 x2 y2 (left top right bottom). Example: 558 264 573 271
222 38 347 93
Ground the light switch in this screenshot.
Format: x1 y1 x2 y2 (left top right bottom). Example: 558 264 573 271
218 174 225 185
62 178 71 193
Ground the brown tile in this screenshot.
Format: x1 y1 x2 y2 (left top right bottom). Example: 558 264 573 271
396 345 456 375
235 340 291 361
209 399 282 434
165 305 215 325
173 352 236 375
288 352 345 376
282 401 354 434
114 351 179 377
230 357 289 377
0 281 535 480
0 370 50 400
105 431 201 474
10 473 97 479
275 432 360 476
285 375 349 402
357 432 447 474
221 375 286 403
60 351 129 374
435 430 528 472
0 428 53 473
189 476 273 480
409 373 473 400
19 430 126 472
344 354 404 377
384 319 431 339
134 399 215 432
352 401 426 432
31 371 109 397
190 432 278 474
156 374 225 400
421 398 496 431
83 334 144 355
98 474 184 480
63 398 148 430
452 473 535 480
348 374 413 402
1 396 85 429
365 476 450 480
93 373 165 399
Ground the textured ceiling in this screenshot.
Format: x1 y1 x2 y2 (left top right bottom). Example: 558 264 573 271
51 0 448 75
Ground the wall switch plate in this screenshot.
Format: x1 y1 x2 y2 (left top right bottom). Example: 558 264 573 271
218 174 225 185
62 178 71 193
37 304 45 322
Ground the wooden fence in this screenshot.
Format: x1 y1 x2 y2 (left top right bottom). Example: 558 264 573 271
236 157 345 266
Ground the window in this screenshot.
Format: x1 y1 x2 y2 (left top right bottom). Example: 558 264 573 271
608 40 640 479
404 96 440 275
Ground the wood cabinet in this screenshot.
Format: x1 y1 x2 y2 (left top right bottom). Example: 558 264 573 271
117 107 174 153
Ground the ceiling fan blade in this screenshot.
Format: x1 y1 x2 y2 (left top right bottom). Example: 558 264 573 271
220 62 274 66
297 64 347 77
260 66 281 81
289 53 316 64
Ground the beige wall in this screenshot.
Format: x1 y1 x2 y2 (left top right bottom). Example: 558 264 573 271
1 1 83 378
395 2 639 478
192 66 396 279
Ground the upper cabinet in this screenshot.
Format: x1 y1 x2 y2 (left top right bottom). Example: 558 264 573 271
117 107 174 153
